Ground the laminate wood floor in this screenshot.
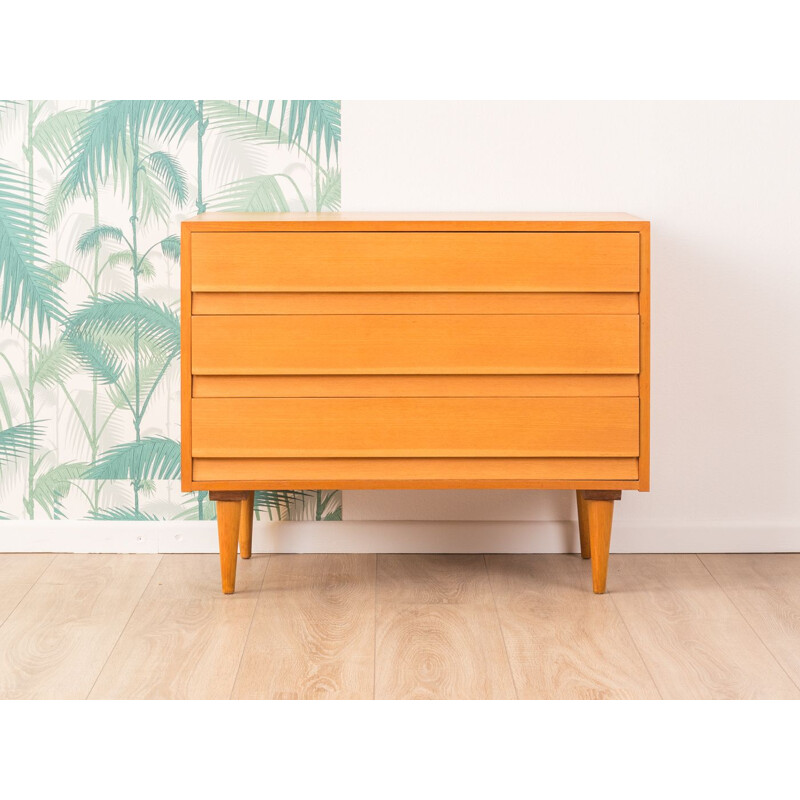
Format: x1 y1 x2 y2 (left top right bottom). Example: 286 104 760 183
0 553 797 700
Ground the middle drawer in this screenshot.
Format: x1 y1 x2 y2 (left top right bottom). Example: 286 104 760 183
191 314 640 376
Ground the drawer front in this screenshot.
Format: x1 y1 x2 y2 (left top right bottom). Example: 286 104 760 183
190 232 640 292
192 314 640 375
191 397 639 458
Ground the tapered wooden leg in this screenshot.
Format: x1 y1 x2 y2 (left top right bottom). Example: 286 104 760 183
578 490 622 594
210 491 249 594
239 491 255 559
575 490 591 559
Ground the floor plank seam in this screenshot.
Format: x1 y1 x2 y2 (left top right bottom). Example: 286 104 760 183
609 581 665 701
0 554 57 631
696 553 800 695
483 555 520 700
229 554 271 700
373 553 378 701
86 554 164 700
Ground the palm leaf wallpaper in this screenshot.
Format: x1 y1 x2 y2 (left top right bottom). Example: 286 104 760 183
0 100 342 522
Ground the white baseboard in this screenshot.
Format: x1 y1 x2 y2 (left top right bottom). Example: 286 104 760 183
0 520 798 553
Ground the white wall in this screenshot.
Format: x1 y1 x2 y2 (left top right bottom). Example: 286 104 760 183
341 101 800 543
6 100 798 553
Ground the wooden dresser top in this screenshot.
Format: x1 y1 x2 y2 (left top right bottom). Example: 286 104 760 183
182 212 649 232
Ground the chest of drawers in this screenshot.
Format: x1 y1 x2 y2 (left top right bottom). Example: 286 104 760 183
181 213 650 594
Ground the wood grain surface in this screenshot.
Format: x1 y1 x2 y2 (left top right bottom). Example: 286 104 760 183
610 554 800 699
184 212 647 228
182 215 649 498
586 497 615 593
637 223 651 489
0 553 798 700
180 218 193 491
0 554 160 699
486 555 659 699
192 291 639 316
192 374 640 399
375 555 515 699
191 232 640 293
232 554 376 700
0 554 55 626
191 397 640 458
700 554 800 689
191 314 640 376
192 457 639 483
89 555 267 700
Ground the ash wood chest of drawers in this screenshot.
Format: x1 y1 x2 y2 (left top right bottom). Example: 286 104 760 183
181 213 650 594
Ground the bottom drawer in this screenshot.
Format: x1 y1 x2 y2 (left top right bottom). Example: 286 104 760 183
191 397 639 458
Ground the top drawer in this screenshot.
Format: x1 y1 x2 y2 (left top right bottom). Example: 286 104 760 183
190 232 640 293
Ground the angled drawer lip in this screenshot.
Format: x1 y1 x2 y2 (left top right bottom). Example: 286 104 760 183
191 374 641 398
192 457 639 482
191 291 640 316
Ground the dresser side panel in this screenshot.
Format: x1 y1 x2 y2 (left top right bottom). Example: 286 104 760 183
181 224 193 491
638 224 651 490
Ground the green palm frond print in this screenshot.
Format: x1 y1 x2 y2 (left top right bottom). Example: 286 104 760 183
0 100 342 521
